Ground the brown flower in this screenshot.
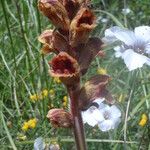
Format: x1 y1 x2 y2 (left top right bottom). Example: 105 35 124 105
49 52 79 77
78 75 114 110
47 108 73 128
38 30 69 54
77 37 103 75
69 7 96 47
38 0 70 30
62 0 80 19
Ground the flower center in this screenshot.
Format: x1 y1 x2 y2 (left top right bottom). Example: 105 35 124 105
103 111 110 120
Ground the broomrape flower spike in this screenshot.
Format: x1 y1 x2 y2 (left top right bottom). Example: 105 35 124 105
38 0 106 149
103 26 150 71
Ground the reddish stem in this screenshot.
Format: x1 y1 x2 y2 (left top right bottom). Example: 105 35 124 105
67 84 87 150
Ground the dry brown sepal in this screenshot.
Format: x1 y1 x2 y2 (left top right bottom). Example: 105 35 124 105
69 7 96 47
38 0 70 30
49 52 80 77
47 108 73 128
38 30 69 54
76 37 103 75
78 75 114 110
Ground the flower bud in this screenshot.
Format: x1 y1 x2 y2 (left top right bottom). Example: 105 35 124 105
49 52 79 77
47 109 73 128
38 0 70 30
69 7 96 47
38 30 69 54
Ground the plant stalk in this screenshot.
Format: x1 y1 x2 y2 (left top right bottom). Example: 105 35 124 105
67 84 87 150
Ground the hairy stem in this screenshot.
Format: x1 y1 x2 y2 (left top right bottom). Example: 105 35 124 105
67 84 87 150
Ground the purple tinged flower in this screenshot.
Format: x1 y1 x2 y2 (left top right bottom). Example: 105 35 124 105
103 26 150 71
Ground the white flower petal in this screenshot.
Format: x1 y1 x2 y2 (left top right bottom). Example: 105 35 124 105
134 26 150 42
98 120 113 132
113 29 135 46
102 26 122 44
93 98 105 105
110 117 121 129
34 137 45 150
103 26 135 46
82 106 104 127
121 49 150 71
122 8 131 15
145 43 150 54
114 46 123 57
82 111 98 127
109 105 121 118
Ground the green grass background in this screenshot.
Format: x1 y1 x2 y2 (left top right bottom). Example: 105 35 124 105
0 0 150 149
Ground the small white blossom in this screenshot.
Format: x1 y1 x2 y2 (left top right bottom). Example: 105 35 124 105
82 98 105 127
82 98 121 131
34 137 45 150
103 26 150 71
98 105 121 132
122 8 131 15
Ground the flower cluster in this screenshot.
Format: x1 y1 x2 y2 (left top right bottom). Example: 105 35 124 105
53 77 61 84
139 113 148 127
82 98 121 132
22 118 37 131
103 26 150 71
97 68 107 75
62 96 68 108
30 89 55 102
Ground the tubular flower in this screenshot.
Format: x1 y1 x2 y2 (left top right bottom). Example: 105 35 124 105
38 0 70 30
47 108 73 128
78 74 113 110
70 7 96 47
103 26 150 71
139 113 148 127
49 52 79 77
38 30 69 54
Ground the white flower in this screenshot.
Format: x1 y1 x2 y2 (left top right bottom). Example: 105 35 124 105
122 8 131 15
103 26 150 71
82 98 121 131
81 98 105 127
98 105 121 132
34 137 45 150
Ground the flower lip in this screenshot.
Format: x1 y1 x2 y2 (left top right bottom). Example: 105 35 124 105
77 9 94 27
38 30 53 44
49 52 79 77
